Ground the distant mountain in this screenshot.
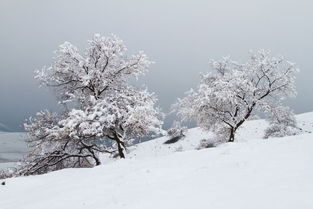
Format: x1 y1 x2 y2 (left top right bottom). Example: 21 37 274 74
0 131 27 167
0 122 12 132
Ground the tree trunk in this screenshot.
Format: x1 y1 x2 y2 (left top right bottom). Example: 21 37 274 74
227 104 256 142
93 156 101 166
114 132 125 158
228 128 235 142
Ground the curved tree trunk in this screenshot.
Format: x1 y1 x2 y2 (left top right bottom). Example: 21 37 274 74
227 103 256 142
114 132 125 158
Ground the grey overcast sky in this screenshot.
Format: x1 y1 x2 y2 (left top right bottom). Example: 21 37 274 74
0 0 313 131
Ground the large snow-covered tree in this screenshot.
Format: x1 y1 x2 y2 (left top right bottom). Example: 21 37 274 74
174 50 298 142
23 34 163 175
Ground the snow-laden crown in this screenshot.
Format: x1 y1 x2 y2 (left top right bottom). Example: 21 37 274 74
22 34 163 175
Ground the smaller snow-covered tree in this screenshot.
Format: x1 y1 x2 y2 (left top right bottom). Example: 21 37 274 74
174 50 298 142
264 106 298 138
22 34 163 175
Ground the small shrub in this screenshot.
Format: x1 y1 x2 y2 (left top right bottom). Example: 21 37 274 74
264 124 299 139
164 121 187 144
0 168 16 180
167 121 187 138
264 106 300 139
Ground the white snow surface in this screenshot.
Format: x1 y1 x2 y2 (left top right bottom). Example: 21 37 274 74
1 112 313 209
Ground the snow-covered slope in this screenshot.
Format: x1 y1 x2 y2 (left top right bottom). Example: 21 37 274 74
0 113 313 209
124 112 313 159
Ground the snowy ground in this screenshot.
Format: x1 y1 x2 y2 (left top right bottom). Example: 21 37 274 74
0 113 313 209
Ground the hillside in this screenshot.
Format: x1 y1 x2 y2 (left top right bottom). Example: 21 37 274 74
0 113 313 209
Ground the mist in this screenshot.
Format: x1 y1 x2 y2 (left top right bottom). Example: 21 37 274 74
1 0 313 131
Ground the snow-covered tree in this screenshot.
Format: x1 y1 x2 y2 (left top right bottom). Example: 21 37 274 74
23 34 163 175
264 106 299 138
174 50 298 142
